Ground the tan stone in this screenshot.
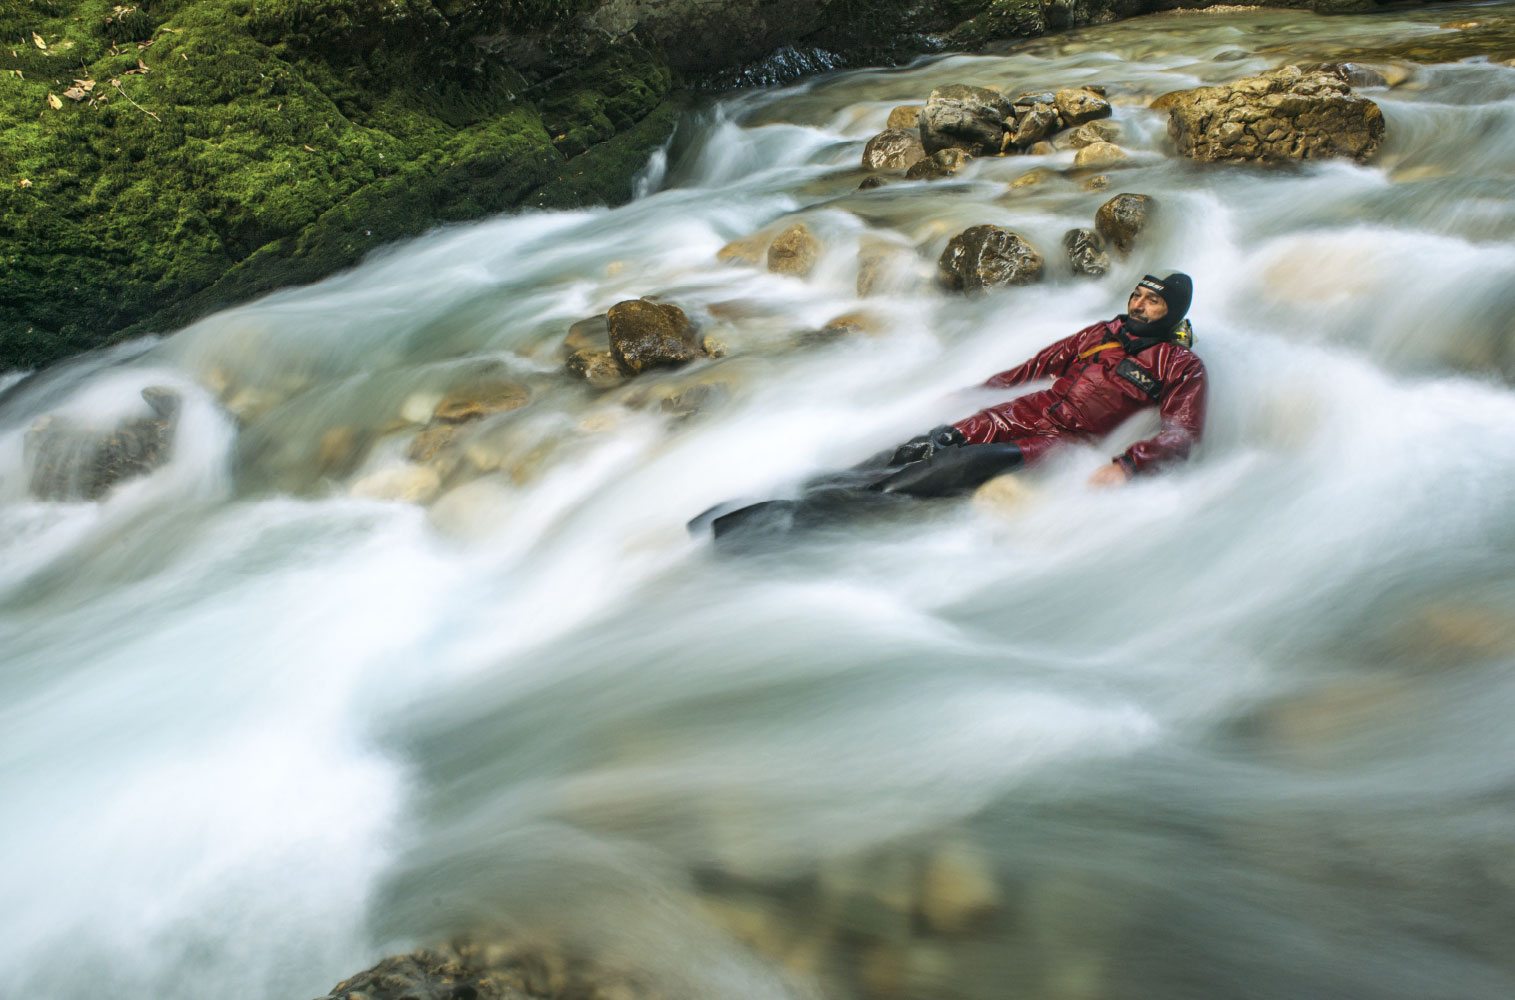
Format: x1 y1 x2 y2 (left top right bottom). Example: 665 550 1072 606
1063 120 1120 148
767 223 821 276
1053 87 1112 126
886 105 923 130
316 426 363 476
905 147 971 180
716 231 772 264
918 836 1002 934
1081 174 1110 191
1010 167 1057 188
608 298 701 374
399 390 443 426
350 464 442 504
567 349 628 389
1073 141 1128 170
433 380 530 424
406 423 460 462
563 314 609 354
862 129 927 171
972 472 1040 516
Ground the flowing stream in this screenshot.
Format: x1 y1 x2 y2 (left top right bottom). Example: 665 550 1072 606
5 5 1515 999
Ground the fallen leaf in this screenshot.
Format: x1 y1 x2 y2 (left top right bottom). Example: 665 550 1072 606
63 85 86 100
47 93 62 109
137 57 149 72
74 77 96 91
303 144 315 151
32 32 46 50
18 178 32 188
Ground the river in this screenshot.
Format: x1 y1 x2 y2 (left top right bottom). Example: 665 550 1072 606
3 4 1515 999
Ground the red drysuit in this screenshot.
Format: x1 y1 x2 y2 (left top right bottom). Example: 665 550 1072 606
951 318 1207 475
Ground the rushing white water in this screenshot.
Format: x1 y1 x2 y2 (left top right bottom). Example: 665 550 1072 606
5 5 1515 1000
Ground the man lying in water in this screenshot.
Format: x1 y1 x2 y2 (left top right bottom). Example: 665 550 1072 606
875 270 1205 495
701 272 1206 539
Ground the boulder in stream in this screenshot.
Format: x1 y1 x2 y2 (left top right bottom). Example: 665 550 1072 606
607 299 701 375
1009 103 1060 146
906 148 972 181
433 379 531 424
767 223 821 276
1073 141 1128 170
919 85 1015 156
938 226 1044 291
1053 87 1112 127
25 386 182 501
1094 193 1152 255
887 105 923 130
1165 66 1386 164
862 129 927 171
1063 228 1111 277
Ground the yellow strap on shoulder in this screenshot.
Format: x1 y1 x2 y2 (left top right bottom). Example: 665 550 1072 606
1078 341 1121 359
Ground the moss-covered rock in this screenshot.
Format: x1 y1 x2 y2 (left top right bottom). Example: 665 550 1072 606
0 0 672 371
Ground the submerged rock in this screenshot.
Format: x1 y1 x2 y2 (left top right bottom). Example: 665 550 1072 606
1165 66 1385 163
767 223 822 276
863 129 927 170
1094 193 1152 255
313 940 650 1000
920 85 1015 156
567 349 629 389
25 387 182 501
1063 228 1111 277
434 379 531 424
938 226 1044 291
887 105 923 130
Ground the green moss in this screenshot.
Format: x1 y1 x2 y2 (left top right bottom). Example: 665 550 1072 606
0 0 677 370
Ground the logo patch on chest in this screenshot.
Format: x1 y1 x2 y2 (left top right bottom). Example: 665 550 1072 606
1115 357 1163 400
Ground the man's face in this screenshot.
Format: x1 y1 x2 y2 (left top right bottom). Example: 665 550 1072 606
1128 285 1169 321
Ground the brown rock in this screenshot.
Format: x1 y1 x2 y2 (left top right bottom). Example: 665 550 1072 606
1009 167 1056 188
1054 87 1112 127
433 380 530 424
1165 66 1385 163
1095 193 1152 255
716 232 770 264
1029 140 1057 156
567 349 628 389
660 381 731 419
905 148 971 180
563 314 609 354
858 175 889 190
857 240 912 297
938 226 1044 292
1149 90 1187 112
1063 120 1120 148
767 223 820 276
1082 174 1111 191
919 84 1015 156
1010 104 1060 146
1063 228 1110 277
607 298 700 375
1073 141 1128 170
886 105 923 130
862 128 927 171
407 424 460 463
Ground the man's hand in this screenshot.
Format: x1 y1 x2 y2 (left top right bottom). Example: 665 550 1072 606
1088 461 1132 488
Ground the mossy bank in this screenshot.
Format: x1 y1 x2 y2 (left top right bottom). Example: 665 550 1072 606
0 0 1433 371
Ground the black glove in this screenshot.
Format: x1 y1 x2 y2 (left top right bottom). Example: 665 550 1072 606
889 424 966 466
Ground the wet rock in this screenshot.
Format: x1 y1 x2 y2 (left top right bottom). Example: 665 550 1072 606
1009 167 1057 189
858 175 890 190
563 314 610 354
567 349 629 389
700 334 729 358
1081 174 1111 191
862 129 927 171
886 105 923 130
434 379 531 424
938 226 1044 292
919 85 1015 156
1165 66 1385 164
819 848 917 940
1305 61 1389 88
407 423 462 463
905 148 972 180
767 223 821 276
607 298 701 374
350 464 442 504
918 836 1002 935
428 474 516 540
399 391 445 426
971 472 1040 517
1148 90 1187 112
660 381 731 419
314 940 646 1000
1062 228 1110 278
316 426 367 477
1094 193 1152 255
25 386 182 501
1010 104 1060 146
1063 120 1120 148
716 231 772 265
809 311 883 342
1029 140 1057 156
1072 141 1128 170
1053 87 1112 127
857 240 913 297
